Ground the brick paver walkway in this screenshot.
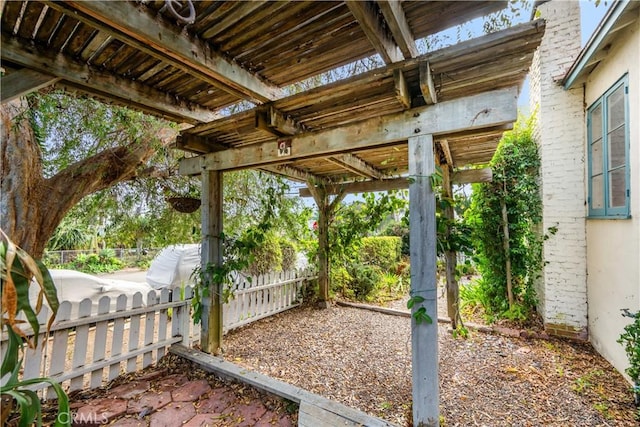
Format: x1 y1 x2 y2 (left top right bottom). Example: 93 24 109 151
68 368 295 426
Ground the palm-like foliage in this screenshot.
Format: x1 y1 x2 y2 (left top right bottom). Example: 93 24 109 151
1 229 69 426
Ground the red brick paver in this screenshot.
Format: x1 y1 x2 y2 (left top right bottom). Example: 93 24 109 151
69 374 296 426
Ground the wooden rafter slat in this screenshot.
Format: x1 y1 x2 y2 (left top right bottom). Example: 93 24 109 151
0 33 216 124
346 0 403 64
377 0 419 59
260 164 330 186
44 1 282 103
326 154 386 180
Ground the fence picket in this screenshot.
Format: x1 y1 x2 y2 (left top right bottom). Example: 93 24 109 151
157 289 170 360
109 294 128 381
90 296 111 388
70 299 93 391
22 305 49 381
47 302 71 398
143 290 157 369
126 293 143 373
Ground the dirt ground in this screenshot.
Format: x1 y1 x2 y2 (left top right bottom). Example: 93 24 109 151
221 303 637 426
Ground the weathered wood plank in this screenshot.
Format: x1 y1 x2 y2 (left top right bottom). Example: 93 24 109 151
378 0 419 58
180 87 518 173
299 401 364 427
393 69 411 109
346 0 403 63
0 68 60 103
408 134 439 426
298 167 493 197
453 167 493 184
0 33 216 124
420 61 438 105
169 345 395 427
326 153 386 180
201 170 224 354
47 1 282 103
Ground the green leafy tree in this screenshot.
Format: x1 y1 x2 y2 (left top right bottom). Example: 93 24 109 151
1 93 176 258
464 114 543 320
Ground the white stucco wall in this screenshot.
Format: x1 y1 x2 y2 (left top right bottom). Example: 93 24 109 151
530 1 588 338
583 11 640 379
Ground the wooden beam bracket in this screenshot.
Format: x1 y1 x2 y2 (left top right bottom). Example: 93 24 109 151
419 61 438 105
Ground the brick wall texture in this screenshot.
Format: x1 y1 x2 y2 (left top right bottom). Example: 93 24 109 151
530 1 588 337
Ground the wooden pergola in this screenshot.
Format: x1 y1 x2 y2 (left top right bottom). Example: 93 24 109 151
1 2 545 425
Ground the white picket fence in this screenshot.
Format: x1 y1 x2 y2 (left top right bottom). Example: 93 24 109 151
0 269 314 396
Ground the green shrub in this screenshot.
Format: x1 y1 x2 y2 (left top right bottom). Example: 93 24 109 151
331 266 354 299
346 263 383 302
279 239 297 271
359 236 401 272
464 114 542 319
71 252 123 273
617 309 640 407
248 232 282 276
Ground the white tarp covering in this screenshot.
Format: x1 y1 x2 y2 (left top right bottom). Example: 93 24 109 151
145 244 200 289
29 269 154 317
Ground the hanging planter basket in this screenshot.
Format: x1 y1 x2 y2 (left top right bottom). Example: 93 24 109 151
166 196 201 213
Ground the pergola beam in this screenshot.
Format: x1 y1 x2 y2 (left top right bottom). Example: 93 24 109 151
438 139 455 167
175 134 228 155
255 106 304 136
377 0 420 59
179 86 518 174
298 168 492 197
346 0 403 63
0 69 61 103
0 34 217 124
260 164 330 185
46 1 282 103
326 154 386 180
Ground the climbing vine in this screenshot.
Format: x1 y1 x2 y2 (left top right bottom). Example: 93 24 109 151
464 114 543 322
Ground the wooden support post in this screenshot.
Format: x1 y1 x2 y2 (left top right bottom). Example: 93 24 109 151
442 165 459 329
408 134 439 427
201 170 223 354
307 184 330 307
307 182 346 308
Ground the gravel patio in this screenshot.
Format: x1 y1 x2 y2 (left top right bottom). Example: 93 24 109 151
222 302 637 426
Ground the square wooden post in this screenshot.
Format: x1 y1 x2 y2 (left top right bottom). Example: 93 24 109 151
201 170 223 354
409 134 439 426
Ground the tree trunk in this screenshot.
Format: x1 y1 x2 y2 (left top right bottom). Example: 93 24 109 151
0 99 177 258
501 195 514 310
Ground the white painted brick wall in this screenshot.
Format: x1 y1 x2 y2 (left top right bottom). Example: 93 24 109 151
530 1 588 332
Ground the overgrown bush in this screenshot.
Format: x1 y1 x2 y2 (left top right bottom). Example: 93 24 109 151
247 232 282 276
279 240 297 271
464 114 542 321
359 236 401 272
